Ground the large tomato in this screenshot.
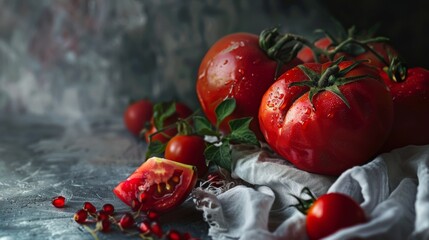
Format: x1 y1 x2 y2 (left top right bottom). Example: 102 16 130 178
379 66 429 152
196 32 301 140
113 157 197 213
306 192 367 240
165 135 208 178
259 60 393 175
144 102 193 143
123 99 153 137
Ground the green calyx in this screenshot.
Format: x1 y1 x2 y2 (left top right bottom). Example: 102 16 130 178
290 187 317 215
290 57 371 109
314 24 391 65
385 56 408 83
259 27 304 64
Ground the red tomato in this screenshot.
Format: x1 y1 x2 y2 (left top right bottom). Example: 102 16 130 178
124 100 153 137
297 37 333 63
298 37 397 69
379 67 429 152
165 135 208 178
196 32 301 140
144 103 193 143
355 42 398 68
259 61 393 175
306 193 367 240
113 157 197 213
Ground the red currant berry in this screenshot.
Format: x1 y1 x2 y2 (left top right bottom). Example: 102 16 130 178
83 202 96 214
97 210 109 221
167 229 182 240
146 210 159 220
74 209 88 224
119 213 135 229
51 196 66 208
138 221 151 234
150 221 163 238
102 203 115 215
97 219 111 232
131 199 142 211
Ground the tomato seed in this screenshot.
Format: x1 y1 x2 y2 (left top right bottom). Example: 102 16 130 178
138 221 151 234
167 229 182 240
150 221 163 238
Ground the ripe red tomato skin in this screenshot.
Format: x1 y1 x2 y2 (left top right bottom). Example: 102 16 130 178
196 32 302 140
298 37 396 68
297 37 332 63
306 193 367 240
124 100 153 137
165 135 208 178
379 67 429 152
113 157 197 213
259 61 393 175
144 103 193 143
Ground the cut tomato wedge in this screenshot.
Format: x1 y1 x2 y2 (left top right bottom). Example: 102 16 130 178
113 157 197 212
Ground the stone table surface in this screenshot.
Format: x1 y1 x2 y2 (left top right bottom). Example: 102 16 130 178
0 117 209 240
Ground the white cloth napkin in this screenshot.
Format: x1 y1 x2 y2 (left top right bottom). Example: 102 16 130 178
192 144 429 240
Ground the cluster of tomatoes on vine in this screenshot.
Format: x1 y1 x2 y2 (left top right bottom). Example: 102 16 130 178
119 22 428 240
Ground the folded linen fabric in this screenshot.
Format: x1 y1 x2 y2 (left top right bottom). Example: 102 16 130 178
193 145 429 240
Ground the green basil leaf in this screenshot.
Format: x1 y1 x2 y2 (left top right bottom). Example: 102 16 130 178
228 117 259 145
204 141 232 171
194 116 217 136
153 102 176 130
145 140 166 159
215 98 236 128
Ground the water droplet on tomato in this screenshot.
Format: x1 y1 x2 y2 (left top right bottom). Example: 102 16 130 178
235 55 243 60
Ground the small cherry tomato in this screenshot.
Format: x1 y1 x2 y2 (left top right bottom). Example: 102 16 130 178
306 192 367 240
165 135 208 178
123 99 153 137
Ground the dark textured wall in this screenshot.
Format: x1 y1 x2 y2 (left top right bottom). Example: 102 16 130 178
323 0 429 68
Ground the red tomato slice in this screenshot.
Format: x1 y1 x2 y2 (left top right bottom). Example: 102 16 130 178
113 157 197 213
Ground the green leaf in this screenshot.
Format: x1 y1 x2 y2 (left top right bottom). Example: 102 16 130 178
194 115 218 136
204 141 232 171
215 98 236 128
153 102 176 130
145 140 166 159
228 117 259 146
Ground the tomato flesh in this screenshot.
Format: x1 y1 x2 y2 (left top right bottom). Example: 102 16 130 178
113 157 197 212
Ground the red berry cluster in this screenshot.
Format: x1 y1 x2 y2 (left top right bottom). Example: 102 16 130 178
52 196 200 239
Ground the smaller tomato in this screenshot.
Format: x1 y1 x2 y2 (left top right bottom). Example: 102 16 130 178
379 66 429 152
144 102 193 143
306 193 367 240
113 157 197 213
123 99 153 137
297 37 333 63
165 135 208 178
